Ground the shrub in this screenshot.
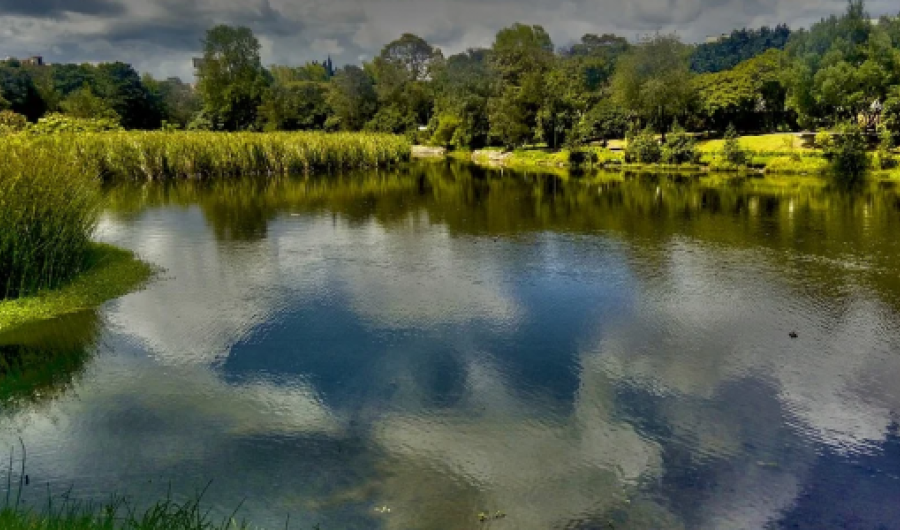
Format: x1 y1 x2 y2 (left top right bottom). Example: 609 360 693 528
0 110 27 134
661 123 698 165
815 130 834 150
431 114 461 147
568 147 599 167
823 122 870 180
625 127 661 164
723 124 748 167
875 125 897 170
27 113 122 134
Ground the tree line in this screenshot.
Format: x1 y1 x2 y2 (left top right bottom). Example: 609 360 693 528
2 0 899 149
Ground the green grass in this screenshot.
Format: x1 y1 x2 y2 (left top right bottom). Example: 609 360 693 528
0 491 262 530
0 243 154 333
0 140 102 298
3 132 410 183
697 133 817 154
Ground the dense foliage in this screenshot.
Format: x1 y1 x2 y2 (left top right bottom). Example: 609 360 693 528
0 1 899 150
691 25 792 73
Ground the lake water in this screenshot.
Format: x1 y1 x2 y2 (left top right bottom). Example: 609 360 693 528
2 162 900 529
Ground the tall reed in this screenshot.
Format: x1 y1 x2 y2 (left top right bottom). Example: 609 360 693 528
18 131 410 182
0 141 102 299
0 131 409 300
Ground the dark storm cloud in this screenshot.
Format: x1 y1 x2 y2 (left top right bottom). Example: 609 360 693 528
0 0 124 17
1 0 898 79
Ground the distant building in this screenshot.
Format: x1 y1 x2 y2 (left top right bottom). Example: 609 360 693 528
705 34 728 44
2 55 45 66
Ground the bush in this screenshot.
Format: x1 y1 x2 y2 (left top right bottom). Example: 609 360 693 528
875 125 896 170
0 110 27 134
568 148 599 167
823 122 870 180
27 113 122 134
431 114 461 147
723 124 748 167
661 123 698 164
625 127 661 164
815 130 834 150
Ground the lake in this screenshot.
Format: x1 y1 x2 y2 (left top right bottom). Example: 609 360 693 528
2 162 900 529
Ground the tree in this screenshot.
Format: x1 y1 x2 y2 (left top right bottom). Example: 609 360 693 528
432 49 495 148
145 76 202 128
690 25 791 73
487 23 554 147
259 81 330 131
824 121 870 180
783 0 899 129
611 33 695 136
94 62 161 129
0 63 46 120
695 49 790 132
368 34 442 133
60 84 120 122
326 65 377 131
196 25 270 130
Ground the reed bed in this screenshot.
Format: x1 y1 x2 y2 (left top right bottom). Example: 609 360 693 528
0 131 409 300
11 131 410 182
0 142 102 299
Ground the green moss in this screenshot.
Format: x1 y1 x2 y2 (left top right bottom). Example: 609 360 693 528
0 243 155 332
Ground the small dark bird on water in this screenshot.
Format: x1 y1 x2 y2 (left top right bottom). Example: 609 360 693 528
789 331 798 339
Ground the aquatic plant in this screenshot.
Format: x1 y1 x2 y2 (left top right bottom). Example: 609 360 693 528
0 131 407 299
6 131 410 182
0 141 102 299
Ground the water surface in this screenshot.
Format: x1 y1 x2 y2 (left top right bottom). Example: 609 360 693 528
2 163 900 529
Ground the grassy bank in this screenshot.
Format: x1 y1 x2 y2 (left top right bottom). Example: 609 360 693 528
459 133 900 177
0 243 154 332
6 132 410 182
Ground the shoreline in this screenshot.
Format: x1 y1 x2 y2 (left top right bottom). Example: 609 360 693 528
0 243 155 333
413 145 900 179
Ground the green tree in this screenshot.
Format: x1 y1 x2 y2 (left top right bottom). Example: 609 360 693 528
144 75 202 129
93 62 161 129
695 49 789 132
368 34 442 133
60 84 121 122
488 23 554 147
690 25 791 73
783 0 899 129
723 123 748 166
259 81 330 131
326 65 377 131
0 63 46 120
824 121 870 180
611 33 695 136
196 25 270 130
432 48 495 148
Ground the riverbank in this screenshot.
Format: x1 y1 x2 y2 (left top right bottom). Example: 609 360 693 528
0 243 154 333
418 133 900 178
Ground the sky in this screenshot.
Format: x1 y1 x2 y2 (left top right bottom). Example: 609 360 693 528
0 0 898 80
